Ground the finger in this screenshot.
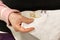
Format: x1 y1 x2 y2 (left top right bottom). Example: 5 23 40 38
12 24 35 33
18 26 35 33
24 27 35 32
21 16 34 24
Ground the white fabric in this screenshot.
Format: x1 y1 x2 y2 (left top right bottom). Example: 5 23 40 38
0 31 7 33
21 10 60 40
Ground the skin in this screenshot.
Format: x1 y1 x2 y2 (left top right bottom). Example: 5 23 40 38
9 12 35 33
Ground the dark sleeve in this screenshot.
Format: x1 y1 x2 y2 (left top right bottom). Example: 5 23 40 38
0 20 12 34
2 0 60 11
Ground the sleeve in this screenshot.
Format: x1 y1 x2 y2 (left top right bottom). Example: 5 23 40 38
0 1 20 25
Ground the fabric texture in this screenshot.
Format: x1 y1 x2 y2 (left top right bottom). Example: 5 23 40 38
21 10 60 40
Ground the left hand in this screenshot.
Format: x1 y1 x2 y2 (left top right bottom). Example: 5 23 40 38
8 12 35 33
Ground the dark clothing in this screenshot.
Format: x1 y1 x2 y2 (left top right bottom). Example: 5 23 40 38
0 20 11 33
0 33 15 40
2 0 60 11
0 20 15 40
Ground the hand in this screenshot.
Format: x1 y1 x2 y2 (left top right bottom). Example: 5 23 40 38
20 14 34 24
8 12 34 33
